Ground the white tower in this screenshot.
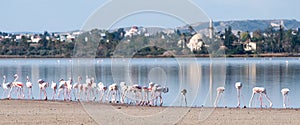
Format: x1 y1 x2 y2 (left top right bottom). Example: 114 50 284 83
208 19 214 39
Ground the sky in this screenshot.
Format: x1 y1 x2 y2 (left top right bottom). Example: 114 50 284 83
0 0 299 32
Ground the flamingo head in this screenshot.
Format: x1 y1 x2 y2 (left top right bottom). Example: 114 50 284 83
217 87 225 93
103 86 107 91
281 88 290 95
120 82 126 87
235 82 242 89
14 74 18 78
154 84 160 88
38 79 46 84
181 89 187 95
149 82 154 87
110 83 118 90
142 86 148 91
163 87 169 93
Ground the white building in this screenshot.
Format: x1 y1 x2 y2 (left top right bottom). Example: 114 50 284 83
186 33 205 52
125 26 140 37
244 40 256 52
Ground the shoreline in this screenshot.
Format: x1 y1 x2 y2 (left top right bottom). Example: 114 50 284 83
0 53 300 58
0 99 300 125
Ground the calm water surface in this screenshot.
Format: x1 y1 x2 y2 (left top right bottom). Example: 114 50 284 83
1 57 300 108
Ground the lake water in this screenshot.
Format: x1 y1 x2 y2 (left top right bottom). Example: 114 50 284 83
1 57 300 108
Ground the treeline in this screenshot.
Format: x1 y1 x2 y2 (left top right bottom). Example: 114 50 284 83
221 26 300 55
0 32 74 57
1 26 300 58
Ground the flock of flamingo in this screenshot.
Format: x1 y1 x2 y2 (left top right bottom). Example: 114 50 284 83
214 82 290 108
1 74 169 107
0 74 291 108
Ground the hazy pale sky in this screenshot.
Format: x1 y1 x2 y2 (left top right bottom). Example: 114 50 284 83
0 0 298 32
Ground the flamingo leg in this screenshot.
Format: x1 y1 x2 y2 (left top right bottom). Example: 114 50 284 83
264 93 272 108
214 92 220 107
237 89 241 108
8 86 14 98
39 89 42 100
286 95 289 108
52 89 56 100
249 92 255 108
3 90 6 99
106 90 111 103
259 93 263 108
99 91 103 102
28 88 31 99
184 95 187 107
44 88 47 100
283 94 286 108
159 95 163 106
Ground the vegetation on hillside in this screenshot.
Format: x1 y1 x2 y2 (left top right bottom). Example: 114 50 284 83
0 24 300 58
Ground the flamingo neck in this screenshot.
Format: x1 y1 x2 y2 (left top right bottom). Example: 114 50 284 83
3 77 6 84
14 76 18 82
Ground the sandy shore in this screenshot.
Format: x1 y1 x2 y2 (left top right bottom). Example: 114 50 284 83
0 99 299 125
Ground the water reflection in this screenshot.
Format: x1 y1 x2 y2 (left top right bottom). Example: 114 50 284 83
0 58 299 108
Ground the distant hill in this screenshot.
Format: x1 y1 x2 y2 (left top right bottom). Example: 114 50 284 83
8 19 300 35
122 19 300 35
189 19 300 33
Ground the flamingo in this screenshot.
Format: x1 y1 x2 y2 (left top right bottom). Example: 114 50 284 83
37 79 48 100
90 77 97 101
249 87 272 108
141 86 150 106
81 76 92 101
65 78 73 100
120 82 129 104
57 78 72 101
81 81 90 101
57 79 66 100
235 82 242 108
148 82 155 106
8 74 25 99
1 75 12 98
25 76 33 99
97 82 107 102
50 81 57 100
129 84 143 105
281 88 290 108
106 83 119 103
72 76 82 101
181 89 187 107
151 84 169 106
214 87 225 107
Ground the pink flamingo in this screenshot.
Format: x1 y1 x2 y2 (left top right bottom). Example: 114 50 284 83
8 74 25 99
120 82 128 104
214 87 225 107
2 75 12 98
130 84 143 105
50 81 57 100
181 89 187 107
57 78 72 101
25 76 33 99
106 83 119 103
281 88 290 108
97 82 107 102
235 82 242 107
249 87 272 108
72 76 82 101
141 86 150 106
151 84 169 106
37 79 48 100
